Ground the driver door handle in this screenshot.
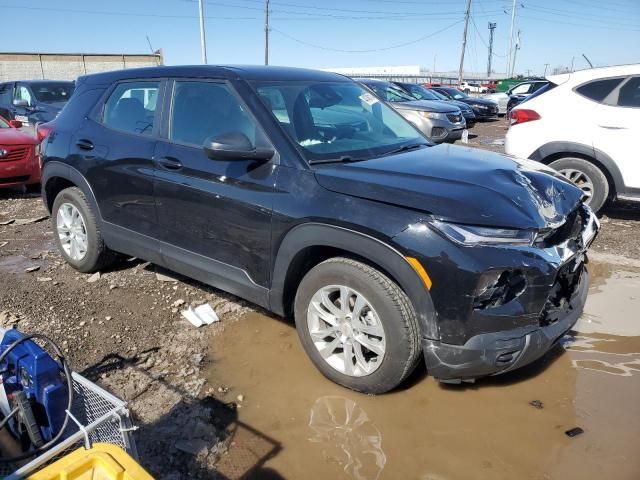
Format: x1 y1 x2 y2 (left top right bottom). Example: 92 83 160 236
155 156 183 170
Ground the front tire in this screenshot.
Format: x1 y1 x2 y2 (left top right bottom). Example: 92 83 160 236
294 257 421 394
52 187 115 273
549 157 609 212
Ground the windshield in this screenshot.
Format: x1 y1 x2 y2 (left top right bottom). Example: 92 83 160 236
0 117 8 128
403 84 441 101
31 82 74 103
253 81 425 163
429 89 450 101
361 82 415 103
439 88 467 100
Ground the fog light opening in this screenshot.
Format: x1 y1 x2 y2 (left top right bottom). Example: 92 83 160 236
473 270 526 310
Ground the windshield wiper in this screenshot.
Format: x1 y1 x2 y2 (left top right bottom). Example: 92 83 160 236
308 155 362 165
380 143 430 157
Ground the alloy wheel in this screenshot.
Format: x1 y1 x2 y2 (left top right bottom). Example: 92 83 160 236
56 202 88 261
307 285 386 377
558 168 594 203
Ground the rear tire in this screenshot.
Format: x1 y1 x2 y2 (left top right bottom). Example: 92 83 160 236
52 187 115 273
294 257 421 394
549 157 609 212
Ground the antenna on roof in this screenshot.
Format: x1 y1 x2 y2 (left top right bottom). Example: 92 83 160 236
146 36 154 55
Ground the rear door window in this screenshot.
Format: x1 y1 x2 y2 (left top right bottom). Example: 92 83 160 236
575 78 625 103
617 77 640 108
102 81 160 136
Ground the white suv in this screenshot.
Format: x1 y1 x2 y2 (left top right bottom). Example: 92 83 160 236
505 64 640 212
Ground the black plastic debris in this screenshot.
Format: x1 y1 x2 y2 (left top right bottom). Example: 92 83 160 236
529 400 544 409
565 427 584 438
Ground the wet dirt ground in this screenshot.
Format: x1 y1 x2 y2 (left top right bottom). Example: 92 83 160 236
1 120 639 478
207 259 640 480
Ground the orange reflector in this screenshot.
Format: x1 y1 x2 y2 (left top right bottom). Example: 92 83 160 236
406 257 433 290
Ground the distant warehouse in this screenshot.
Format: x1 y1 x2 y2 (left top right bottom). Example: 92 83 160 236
0 51 163 82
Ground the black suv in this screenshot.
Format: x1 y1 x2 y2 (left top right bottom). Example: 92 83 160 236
0 80 75 132
40 66 599 394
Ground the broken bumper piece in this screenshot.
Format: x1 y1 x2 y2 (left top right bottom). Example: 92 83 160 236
423 265 589 383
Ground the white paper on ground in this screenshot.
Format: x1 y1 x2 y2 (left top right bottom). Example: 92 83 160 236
181 304 220 327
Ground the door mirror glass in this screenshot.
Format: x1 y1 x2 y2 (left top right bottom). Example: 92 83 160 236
203 131 274 161
8 119 22 128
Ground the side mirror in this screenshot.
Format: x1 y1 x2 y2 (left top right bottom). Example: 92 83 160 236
13 99 30 108
203 132 274 162
9 120 22 128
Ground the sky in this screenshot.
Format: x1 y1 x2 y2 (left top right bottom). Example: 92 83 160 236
1 0 639 76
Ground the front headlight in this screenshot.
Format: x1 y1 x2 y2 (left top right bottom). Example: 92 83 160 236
418 111 446 120
475 104 489 110
429 219 536 246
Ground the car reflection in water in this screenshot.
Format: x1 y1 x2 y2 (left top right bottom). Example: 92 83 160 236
308 396 386 480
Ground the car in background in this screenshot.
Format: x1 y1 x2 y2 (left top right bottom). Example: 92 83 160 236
428 86 499 120
0 80 75 133
0 115 41 191
459 81 487 94
392 81 476 128
359 79 466 143
506 64 640 212
482 81 497 93
484 80 548 116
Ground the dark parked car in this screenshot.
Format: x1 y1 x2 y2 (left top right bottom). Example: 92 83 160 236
358 79 466 143
40 66 598 394
392 81 476 128
0 80 75 132
429 86 499 120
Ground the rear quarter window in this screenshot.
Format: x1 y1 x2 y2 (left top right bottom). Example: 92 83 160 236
575 77 625 103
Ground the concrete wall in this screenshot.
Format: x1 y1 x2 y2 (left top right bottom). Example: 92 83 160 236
0 52 163 82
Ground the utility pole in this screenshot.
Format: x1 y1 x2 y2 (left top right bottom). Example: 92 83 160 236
487 22 496 78
544 63 550 76
264 0 271 65
570 56 576 72
457 0 472 85
511 29 521 77
198 0 207 64
507 0 517 78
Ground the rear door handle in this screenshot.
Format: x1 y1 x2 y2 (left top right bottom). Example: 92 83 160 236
76 139 94 150
155 156 183 170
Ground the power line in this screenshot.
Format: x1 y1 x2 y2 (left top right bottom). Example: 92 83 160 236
518 13 640 31
271 20 463 53
0 4 258 20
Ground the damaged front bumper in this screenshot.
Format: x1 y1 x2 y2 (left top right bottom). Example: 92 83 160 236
393 204 599 383
423 264 588 382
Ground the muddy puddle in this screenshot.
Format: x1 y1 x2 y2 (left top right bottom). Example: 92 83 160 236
207 260 640 480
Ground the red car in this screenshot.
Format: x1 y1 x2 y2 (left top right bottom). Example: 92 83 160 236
0 115 41 190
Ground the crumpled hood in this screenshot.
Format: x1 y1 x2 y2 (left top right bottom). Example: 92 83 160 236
392 100 458 114
314 144 583 230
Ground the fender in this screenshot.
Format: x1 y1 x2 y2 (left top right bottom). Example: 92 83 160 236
528 141 626 195
269 223 439 340
41 161 103 220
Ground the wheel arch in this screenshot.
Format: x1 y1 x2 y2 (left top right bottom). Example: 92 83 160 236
269 223 439 340
42 162 102 218
529 141 624 199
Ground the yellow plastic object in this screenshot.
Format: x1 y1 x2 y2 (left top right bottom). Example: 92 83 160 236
27 443 154 480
